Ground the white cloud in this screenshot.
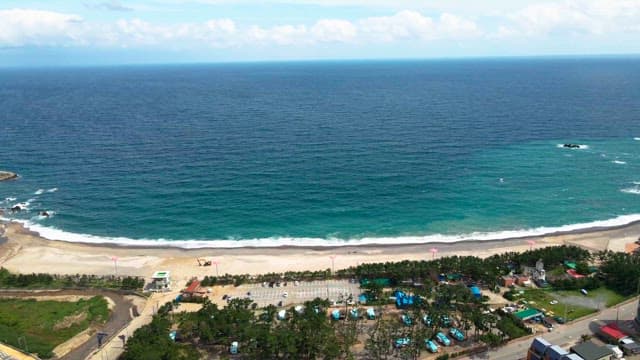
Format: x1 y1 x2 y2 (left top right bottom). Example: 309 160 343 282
358 10 480 42
311 19 357 43
0 9 84 47
3 2 639 51
497 0 640 38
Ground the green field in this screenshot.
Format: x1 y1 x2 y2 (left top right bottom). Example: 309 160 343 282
557 287 628 308
0 296 109 358
512 289 595 321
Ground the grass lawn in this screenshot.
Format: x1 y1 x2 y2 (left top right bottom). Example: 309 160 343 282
0 296 109 359
512 289 595 321
557 287 628 308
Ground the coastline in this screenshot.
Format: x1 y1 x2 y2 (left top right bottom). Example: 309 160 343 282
1 219 638 280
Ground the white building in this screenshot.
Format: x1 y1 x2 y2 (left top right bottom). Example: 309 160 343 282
150 271 171 292
522 259 546 282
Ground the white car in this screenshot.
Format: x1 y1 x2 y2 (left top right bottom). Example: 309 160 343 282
549 300 559 305
283 291 288 298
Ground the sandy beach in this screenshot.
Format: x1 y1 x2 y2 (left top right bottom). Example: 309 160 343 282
1 220 639 283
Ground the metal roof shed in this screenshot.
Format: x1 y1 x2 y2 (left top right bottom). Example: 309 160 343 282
571 341 614 360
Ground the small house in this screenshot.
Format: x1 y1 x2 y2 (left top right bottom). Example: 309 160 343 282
150 271 171 292
501 276 516 287
181 279 206 299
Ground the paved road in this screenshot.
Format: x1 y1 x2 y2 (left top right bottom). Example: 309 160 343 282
86 291 179 360
464 298 640 360
0 289 135 360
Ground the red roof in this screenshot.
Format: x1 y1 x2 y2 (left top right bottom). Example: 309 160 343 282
600 324 627 340
184 280 201 293
566 269 586 279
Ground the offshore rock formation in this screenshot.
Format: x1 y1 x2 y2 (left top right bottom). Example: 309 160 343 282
0 171 18 181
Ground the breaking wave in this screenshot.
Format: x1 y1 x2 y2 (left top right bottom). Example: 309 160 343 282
10 214 640 249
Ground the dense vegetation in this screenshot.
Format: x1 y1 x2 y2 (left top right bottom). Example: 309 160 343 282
0 296 109 358
121 303 200 360
0 267 144 290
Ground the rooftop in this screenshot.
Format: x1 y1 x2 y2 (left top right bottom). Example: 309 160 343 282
571 341 613 360
514 307 542 320
152 271 171 279
600 323 627 340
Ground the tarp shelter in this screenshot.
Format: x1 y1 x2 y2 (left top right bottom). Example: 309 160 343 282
366 308 376 319
470 286 481 298
230 341 238 354
394 290 419 308
331 309 341 320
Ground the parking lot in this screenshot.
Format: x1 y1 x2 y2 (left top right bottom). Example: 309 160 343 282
224 280 361 307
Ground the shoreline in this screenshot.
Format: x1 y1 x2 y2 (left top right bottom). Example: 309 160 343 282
7 213 640 250
1 219 639 280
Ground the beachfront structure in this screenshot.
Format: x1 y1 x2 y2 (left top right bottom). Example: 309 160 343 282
522 259 546 283
181 279 206 299
149 271 171 292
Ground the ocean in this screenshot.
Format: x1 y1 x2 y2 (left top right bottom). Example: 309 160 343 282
1 57 640 247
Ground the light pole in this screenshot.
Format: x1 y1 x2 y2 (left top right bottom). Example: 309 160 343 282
430 248 438 260
329 255 336 274
212 260 219 276
527 240 535 251
111 256 118 277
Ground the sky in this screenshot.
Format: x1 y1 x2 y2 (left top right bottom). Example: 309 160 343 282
1 0 640 66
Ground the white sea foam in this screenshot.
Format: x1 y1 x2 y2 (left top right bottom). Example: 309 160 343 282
634 137 640 141
34 189 44 195
47 188 58 193
612 160 627 165
13 214 640 249
633 181 640 185
621 188 640 195
3 197 16 202
556 144 589 149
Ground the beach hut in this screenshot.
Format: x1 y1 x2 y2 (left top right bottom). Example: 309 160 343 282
277 310 287 320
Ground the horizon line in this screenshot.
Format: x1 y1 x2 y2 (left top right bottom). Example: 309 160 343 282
1 52 639 70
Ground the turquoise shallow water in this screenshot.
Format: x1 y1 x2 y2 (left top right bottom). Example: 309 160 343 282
0 59 639 247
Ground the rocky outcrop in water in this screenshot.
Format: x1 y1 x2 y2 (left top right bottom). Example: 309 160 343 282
0 171 17 181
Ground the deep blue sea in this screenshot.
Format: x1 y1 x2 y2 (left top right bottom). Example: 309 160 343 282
1 58 640 247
